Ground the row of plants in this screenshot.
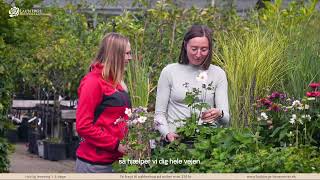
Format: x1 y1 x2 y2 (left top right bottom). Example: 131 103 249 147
0 0 24 172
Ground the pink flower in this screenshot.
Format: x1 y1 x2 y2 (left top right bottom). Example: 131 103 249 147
267 120 273 125
309 83 320 90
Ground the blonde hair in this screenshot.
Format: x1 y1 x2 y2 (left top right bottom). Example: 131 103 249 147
92 32 129 87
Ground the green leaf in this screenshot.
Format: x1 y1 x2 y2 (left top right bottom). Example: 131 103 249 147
125 165 140 173
0 65 4 74
278 129 288 141
195 140 210 150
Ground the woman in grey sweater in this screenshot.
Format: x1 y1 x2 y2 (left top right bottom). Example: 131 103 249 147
154 25 230 142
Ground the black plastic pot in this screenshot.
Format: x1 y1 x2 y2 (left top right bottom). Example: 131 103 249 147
47 142 66 161
43 140 49 160
5 129 18 143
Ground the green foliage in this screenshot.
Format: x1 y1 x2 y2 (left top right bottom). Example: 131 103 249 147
20 6 91 99
174 79 216 140
12 5 93 140
0 2 35 158
215 29 289 128
257 0 318 33
231 146 320 173
126 58 151 107
255 0 320 98
0 138 10 172
0 1 16 131
146 127 258 173
282 15 320 97
146 126 320 173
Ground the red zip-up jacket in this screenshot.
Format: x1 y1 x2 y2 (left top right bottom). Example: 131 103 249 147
76 63 131 165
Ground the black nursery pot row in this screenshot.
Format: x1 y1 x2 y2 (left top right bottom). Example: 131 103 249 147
37 137 80 161
26 128 80 161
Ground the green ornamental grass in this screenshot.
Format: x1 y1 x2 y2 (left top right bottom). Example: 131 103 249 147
215 30 289 128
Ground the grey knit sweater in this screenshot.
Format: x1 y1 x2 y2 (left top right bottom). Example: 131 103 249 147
154 63 230 136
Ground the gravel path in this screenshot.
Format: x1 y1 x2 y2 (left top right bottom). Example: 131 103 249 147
9 143 75 173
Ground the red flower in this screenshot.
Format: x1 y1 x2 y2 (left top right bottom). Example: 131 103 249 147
258 98 272 107
309 83 320 90
269 103 281 112
306 92 312 97
306 91 320 97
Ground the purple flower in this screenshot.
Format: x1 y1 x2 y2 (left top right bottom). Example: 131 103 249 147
279 93 286 99
269 92 280 99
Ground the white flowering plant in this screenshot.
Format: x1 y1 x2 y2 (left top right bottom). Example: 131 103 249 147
176 71 216 142
113 107 160 172
253 84 320 147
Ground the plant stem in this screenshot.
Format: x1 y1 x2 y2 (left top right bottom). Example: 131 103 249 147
296 124 299 147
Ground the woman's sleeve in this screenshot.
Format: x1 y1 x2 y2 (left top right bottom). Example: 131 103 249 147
154 67 171 137
76 77 120 151
215 69 230 126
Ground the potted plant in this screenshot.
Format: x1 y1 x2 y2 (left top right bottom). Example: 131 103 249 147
176 75 216 148
43 98 67 161
112 107 160 173
45 138 66 161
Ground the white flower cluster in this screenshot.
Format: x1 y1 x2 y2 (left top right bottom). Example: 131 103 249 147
257 112 268 121
125 108 132 117
289 113 310 125
125 107 148 125
289 114 296 124
261 112 268 120
113 107 148 125
287 100 309 110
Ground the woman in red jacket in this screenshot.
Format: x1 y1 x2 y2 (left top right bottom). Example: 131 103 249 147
75 32 132 173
